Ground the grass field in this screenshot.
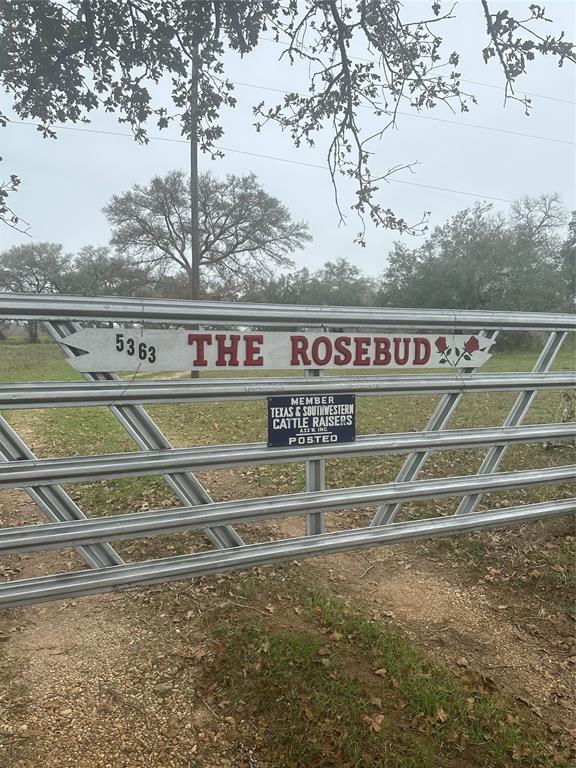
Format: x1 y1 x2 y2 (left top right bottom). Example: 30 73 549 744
1 340 574 604
2 339 573 517
0 339 574 767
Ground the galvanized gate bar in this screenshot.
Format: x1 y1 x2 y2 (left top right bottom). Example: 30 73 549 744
46 321 243 550
0 498 573 610
371 329 500 527
0 372 573 409
0 294 573 608
2 293 574 330
0 415 123 569
455 330 569 516
0 465 571 555
1 422 573 489
305 368 326 536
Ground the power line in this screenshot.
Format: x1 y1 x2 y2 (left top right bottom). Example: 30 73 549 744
232 80 575 146
213 145 515 203
461 79 575 105
388 179 513 203
8 119 515 203
259 36 576 105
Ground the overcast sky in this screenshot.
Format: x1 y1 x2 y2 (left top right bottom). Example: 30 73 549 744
1 0 574 277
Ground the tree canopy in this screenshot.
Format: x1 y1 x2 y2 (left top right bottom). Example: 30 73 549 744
243 195 572 313
0 242 72 340
0 242 70 295
61 245 155 297
0 195 571 343
244 256 377 306
378 194 572 312
1 1 574 238
104 170 311 298
557 211 576 310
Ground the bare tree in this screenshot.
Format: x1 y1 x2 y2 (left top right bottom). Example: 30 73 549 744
104 171 311 298
510 193 568 244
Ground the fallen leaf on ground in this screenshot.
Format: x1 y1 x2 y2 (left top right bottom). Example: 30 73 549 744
512 745 533 761
374 668 387 678
410 713 430 733
364 713 385 733
435 706 449 724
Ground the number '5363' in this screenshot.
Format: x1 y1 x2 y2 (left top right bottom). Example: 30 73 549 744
115 334 157 363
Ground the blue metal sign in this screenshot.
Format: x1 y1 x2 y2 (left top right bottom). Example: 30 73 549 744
268 394 356 448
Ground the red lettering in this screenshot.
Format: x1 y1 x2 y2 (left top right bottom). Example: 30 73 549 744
244 334 264 366
393 337 411 365
311 336 332 366
334 336 352 365
413 337 431 365
187 333 212 367
290 335 311 365
215 334 241 367
374 337 391 365
354 337 371 366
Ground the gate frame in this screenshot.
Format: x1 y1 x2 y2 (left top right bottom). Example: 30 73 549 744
0 293 573 608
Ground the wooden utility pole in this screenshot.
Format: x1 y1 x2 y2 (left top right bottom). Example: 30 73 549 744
189 41 201 378
190 40 201 302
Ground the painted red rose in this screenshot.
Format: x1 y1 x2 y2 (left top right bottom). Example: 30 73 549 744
464 336 480 353
435 336 448 353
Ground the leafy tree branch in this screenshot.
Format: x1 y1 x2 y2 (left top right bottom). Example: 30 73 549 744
0 1 573 238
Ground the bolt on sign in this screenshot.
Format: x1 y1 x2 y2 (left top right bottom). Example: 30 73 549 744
62 330 495 372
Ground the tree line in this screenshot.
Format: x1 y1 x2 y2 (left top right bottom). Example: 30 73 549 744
0 173 573 342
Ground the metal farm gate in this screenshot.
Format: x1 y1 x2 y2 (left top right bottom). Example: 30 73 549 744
0 293 574 609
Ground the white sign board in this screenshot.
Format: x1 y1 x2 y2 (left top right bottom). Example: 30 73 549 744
62 329 495 372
